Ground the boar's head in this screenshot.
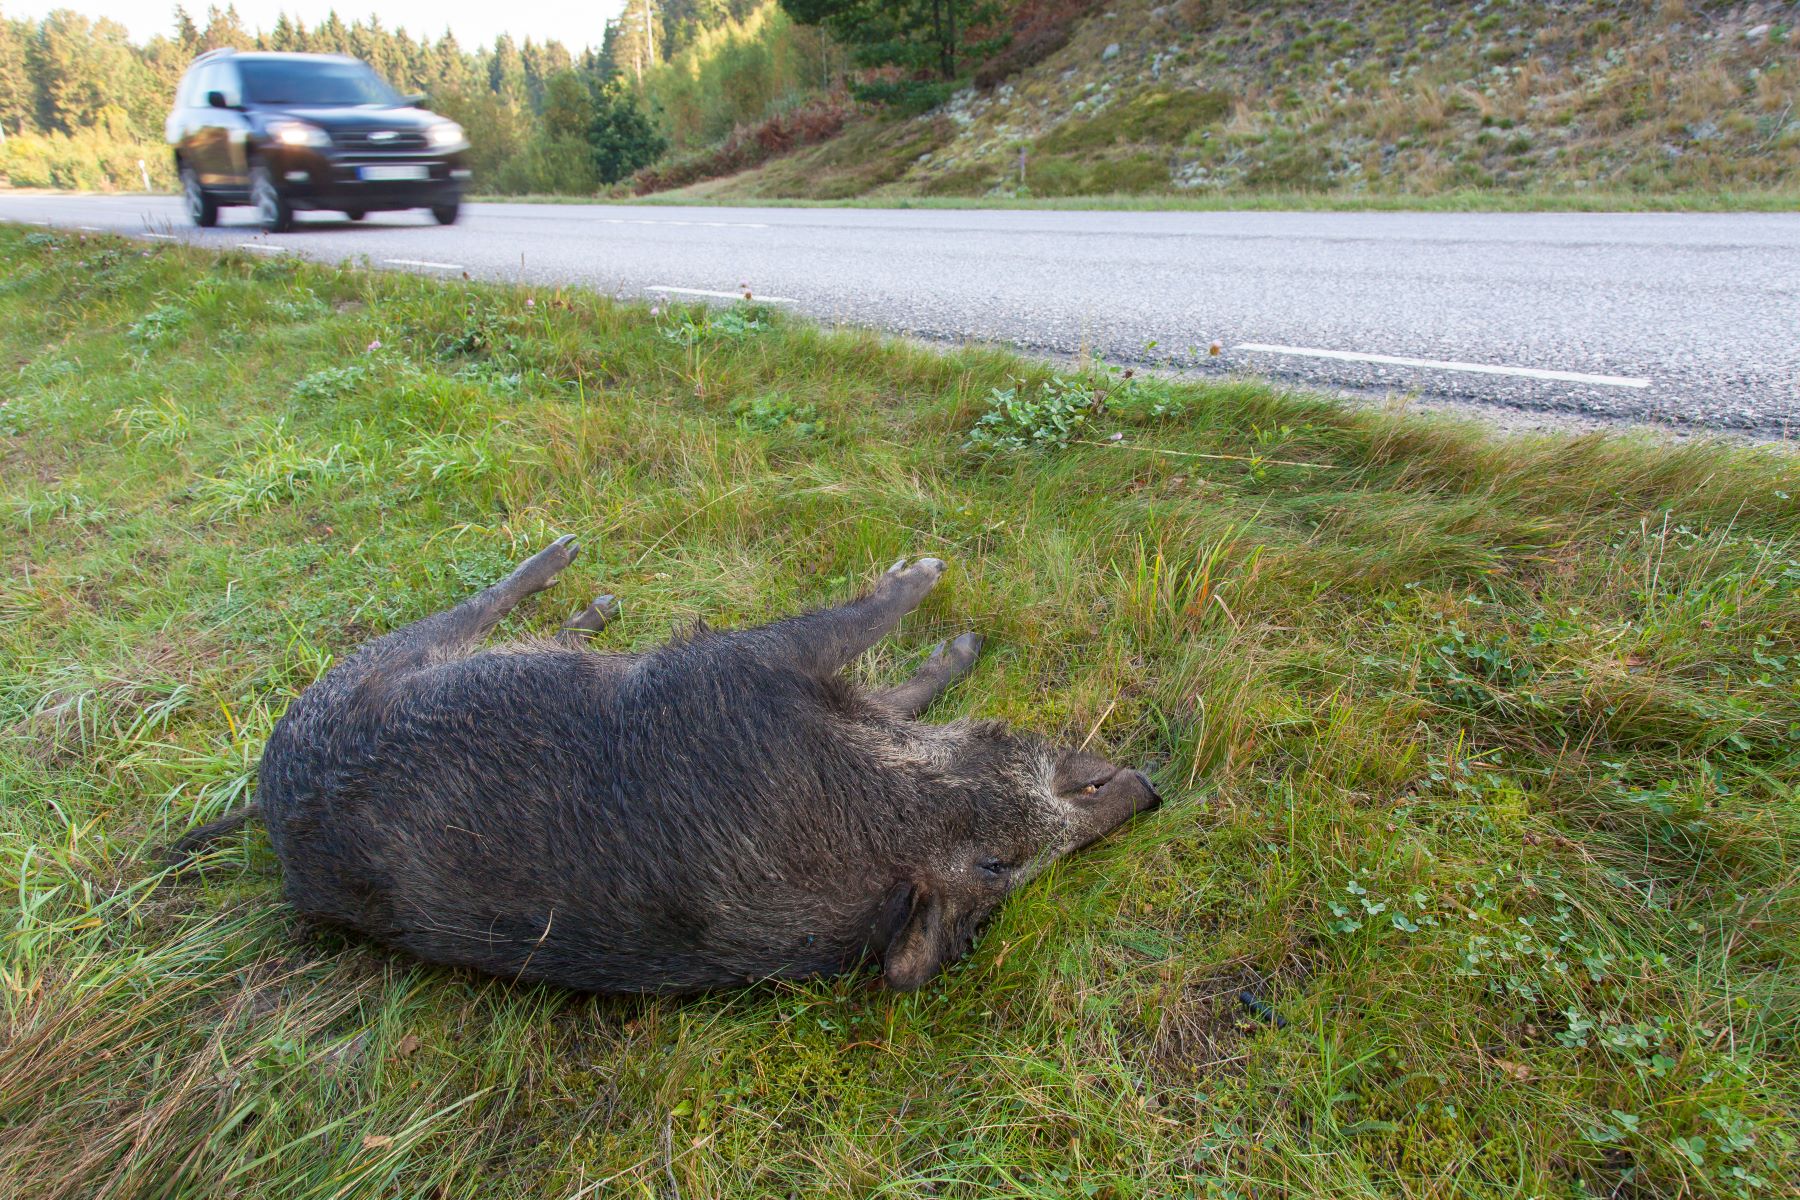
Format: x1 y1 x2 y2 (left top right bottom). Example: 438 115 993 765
881 733 1160 991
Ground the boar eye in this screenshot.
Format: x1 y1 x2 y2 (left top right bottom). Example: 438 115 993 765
977 858 1013 877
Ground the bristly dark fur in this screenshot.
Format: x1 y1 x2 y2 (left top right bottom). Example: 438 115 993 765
241 538 1160 994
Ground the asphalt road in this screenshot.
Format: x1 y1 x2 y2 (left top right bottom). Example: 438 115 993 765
4 193 1796 436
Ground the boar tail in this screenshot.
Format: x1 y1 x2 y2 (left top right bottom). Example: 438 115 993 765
164 804 262 868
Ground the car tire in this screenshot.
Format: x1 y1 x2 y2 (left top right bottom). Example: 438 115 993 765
180 165 218 228
249 164 295 233
431 201 460 226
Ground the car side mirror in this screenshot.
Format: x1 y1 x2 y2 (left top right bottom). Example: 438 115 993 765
402 92 426 107
206 90 230 110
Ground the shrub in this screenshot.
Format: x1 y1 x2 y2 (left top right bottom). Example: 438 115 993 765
732 392 821 436
1025 152 1169 196
964 376 1103 453
485 135 601 196
641 5 831 151
0 130 174 192
1037 88 1233 154
850 77 954 115
629 93 853 194
588 82 667 184
291 365 370 404
972 0 1105 90
126 304 191 346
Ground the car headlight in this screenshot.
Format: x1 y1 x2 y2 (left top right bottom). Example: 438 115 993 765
425 121 466 150
268 120 330 148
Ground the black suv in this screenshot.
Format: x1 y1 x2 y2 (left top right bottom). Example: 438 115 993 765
166 49 470 232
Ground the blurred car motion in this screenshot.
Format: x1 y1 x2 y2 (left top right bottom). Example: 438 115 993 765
166 49 471 232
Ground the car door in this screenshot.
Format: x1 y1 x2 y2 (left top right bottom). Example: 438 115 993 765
187 63 229 186
190 62 251 191
211 61 252 192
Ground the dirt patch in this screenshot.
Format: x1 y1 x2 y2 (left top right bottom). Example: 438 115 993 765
1147 951 1313 1078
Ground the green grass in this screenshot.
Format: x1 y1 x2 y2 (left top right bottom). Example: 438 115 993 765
2 225 1798 1198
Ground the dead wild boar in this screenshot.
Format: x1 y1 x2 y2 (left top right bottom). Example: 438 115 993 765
184 536 1160 992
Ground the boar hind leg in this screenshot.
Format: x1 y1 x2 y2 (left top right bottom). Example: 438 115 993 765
554 594 620 647
758 557 946 676
363 535 580 670
875 633 984 717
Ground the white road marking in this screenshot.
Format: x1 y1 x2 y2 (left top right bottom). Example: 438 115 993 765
599 217 767 229
384 258 464 270
143 232 179 240
1234 342 1650 389
648 285 795 304
237 242 287 253
78 224 104 231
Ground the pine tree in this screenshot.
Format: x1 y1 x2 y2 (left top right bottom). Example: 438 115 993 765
659 0 729 60
266 13 302 52
489 34 525 101
348 17 399 83
138 35 189 117
394 28 432 94
313 11 350 55
30 11 154 135
780 0 1000 90
430 32 474 95
171 6 202 54
0 15 36 135
606 0 659 83
578 46 614 85
520 38 548 110
199 4 249 51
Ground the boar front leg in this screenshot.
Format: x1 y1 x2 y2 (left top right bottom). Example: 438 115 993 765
874 632 984 717
753 557 947 676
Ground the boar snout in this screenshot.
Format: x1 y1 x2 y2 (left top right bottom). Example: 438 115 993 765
1128 769 1163 812
1054 751 1161 853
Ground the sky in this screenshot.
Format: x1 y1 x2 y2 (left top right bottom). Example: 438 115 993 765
7 1 629 52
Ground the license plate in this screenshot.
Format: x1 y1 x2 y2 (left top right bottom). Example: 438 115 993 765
359 165 429 182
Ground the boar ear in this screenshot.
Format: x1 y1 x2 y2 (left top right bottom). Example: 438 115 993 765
882 883 947 992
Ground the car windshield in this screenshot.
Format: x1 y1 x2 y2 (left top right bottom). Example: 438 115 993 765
238 59 402 107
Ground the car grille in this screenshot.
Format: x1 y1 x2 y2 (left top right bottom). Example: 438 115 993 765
332 129 429 152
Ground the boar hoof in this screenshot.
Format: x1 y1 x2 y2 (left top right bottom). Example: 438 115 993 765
881 557 947 602
519 534 581 592
556 594 620 644
886 555 946 577
927 632 984 686
927 631 983 668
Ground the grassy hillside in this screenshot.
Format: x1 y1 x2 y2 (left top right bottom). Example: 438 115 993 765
646 0 1800 201
2 226 1799 1197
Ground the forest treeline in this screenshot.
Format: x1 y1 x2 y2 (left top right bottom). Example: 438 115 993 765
0 3 694 193
0 0 1019 195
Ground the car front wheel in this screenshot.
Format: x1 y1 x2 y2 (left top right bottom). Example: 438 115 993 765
431 201 460 226
180 165 218 228
249 164 295 233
